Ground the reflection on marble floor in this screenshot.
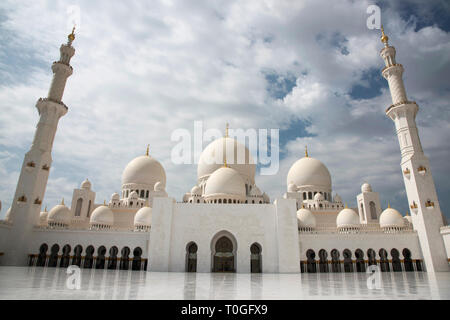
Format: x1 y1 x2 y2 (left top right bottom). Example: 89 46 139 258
0 266 449 300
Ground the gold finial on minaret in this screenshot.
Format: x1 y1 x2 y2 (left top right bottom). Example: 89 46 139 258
61 198 65 206
406 211 410 216
104 200 106 206
146 144 150 156
380 25 389 46
388 201 391 208
44 206 47 212
345 202 348 208
305 145 309 157
68 25 76 44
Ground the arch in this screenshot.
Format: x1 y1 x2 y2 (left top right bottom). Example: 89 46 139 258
132 247 143 271
37 243 48 267
355 249 365 272
367 249 377 266
84 245 95 269
391 248 402 272
211 231 237 272
343 249 353 272
71 245 83 267
402 248 414 272
330 249 341 273
120 246 131 270
108 246 119 270
308 192 312 200
96 246 107 269
303 192 307 200
48 244 60 267
379 248 390 272
250 242 262 273
186 242 198 272
306 249 316 273
75 198 83 216
369 201 377 220
140 190 145 198
318 249 328 273
60 244 71 268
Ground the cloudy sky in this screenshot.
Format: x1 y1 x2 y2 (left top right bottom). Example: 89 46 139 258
0 0 449 220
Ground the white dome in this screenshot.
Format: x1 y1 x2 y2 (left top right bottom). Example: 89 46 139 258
154 181 165 192
198 137 255 184
81 178 91 190
336 208 360 228
134 206 152 227
250 185 262 197
190 185 201 196
287 156 332 191
111 193 120 200
314 193 325 201
48 203 71 225
129 191 138 199
379 207 404 228
90 205 114 226
122 155 166 189
204 167 246 197
39 209 48 225
287 182 297 192
361 183 372 193
297 207 316 229
5 207 11 222
334 194 342 203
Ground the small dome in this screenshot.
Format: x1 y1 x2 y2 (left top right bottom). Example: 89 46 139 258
404 215 412 225
334 194 342 203
5 207 11 222
111 193 120 200
81 178 92 190
154 181 165 192
129 191 138 199
90 205 114 226
204 167 246 197
250 185 262 197
287 156 332 191
134 206 152 227
379 207 404 228
122 155 166 189
314 193 324 201
39 209 48 226
336 208 360 228
287 182 297 193
191 185 201 196
297 207 316 229
48 202 71 225
361 183 372 193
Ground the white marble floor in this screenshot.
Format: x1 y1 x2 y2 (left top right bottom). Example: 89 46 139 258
0 267 449 300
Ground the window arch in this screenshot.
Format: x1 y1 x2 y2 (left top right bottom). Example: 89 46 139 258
37 243 48 267
84 245 95 269
391 248 402 272
120 247 131 270
186 242 198 272
355 249 365 272
306 249 316 273
343 249 353 272
96 246 107 269
250 243 262 273
108 246 118 270
60 244 71 268
379 248 390 272
369 201 377 220
330 249 340 273
132 247 143 270
71 245 83 267
48 244 60 267
75 198 83 216
318 249 328 273
402 248 414 272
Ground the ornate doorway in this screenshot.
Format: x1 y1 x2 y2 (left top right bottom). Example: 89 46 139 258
213 236 235 272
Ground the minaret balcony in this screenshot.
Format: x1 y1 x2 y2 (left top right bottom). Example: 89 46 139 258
418 166 427 175
385 100 417 114
381 63 403 73
410 201 418 213
403 168 411 179
425 200 435 209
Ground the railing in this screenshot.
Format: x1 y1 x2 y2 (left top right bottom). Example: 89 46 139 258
385 100 417 114
381 63 403 73
300 224 414 234
300 258 423 273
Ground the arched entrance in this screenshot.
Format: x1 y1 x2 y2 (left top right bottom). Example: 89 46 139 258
186 242 198 272
250 243 262 273
211 232 236 273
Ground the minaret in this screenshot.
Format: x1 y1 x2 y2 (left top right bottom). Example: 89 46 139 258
380 26 449 272
3 28 76 266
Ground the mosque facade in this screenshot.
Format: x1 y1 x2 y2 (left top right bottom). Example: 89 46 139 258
0 27 449 274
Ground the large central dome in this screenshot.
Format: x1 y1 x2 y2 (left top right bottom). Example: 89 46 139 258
287 156 332 191
122 155 166 188
198 137 255 184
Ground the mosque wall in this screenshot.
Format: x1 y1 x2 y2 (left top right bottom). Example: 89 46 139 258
149 197 300 273
298 231 422 260
0 224 11 259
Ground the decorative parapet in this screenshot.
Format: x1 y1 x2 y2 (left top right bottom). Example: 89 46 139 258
386 100 417 114
381 63 403 73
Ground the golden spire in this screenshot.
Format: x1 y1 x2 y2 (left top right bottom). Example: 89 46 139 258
103 200 106 206
380 25 389 46
301 203 305 209
305 145 309 157
68 25 76 43
387 201 391 209
225 123 229 138
345 202 348 208
61 198 65 206
44 205 47 212
146 144 150 156
406 211 410 217
223 153 228 167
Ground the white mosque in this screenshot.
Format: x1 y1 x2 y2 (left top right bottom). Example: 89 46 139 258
0 27 449 274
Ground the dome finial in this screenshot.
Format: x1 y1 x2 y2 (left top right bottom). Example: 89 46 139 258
380 25 389 46
305 145 309 157
44 205 47 212
301 202 305 209
345 202 348 208
61 198 65 206
146 144 150 156
225 123 229 138
388 201 391 208
406 210 410 216
103 200 106 206
68 25 76 44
